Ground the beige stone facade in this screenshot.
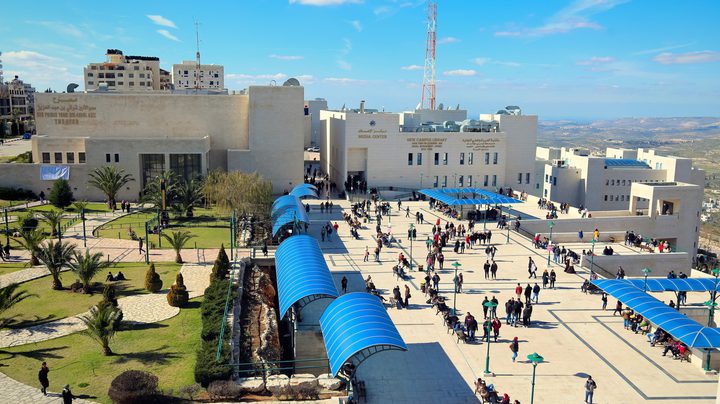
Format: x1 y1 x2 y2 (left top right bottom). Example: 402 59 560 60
83 49 161 92
171 61 224 91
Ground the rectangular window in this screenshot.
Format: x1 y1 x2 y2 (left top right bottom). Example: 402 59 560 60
408 153 413 166
105 153 111 163
53 152 62 163
114 154 119 163
492 175 497 187
484 175 489 187
433 176 439 187
42 152 50 163
484 152 490 165
170 154 202 182
140 154 165 188
66 152 74 164
458 175 464 187
128 82 134 86
604 195 608 201
129 73 134 78
416 152 422 165
545 174 549 182
78 152 86 164
526 173 531 184
468 175 473 187
622 179 626 186
442 153 448 165
553 177 557 186
434 152 439 165
87 81 94 85
517 173 522 184
493 152 498 165
442 176 448 187
459 152 465 165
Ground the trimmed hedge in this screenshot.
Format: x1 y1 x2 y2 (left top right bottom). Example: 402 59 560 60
0 186 36 201
144 263 163 292
194 277 235 387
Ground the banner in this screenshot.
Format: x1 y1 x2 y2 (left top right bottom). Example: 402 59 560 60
40 165 70 181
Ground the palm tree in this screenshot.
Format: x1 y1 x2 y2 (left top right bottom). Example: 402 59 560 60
13 229 45 266
173 178 204 218
72 200 89 213
162 230 195 264
38 209 66 240
36 240 76 290
88 166 134 209
0 283 36 326
68 250 111 294
80 304 121 355
141 171 176 210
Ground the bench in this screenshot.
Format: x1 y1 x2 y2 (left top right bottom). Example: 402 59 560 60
639 244 654 253
456 329 468 343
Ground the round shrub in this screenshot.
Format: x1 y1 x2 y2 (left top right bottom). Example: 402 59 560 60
167 273 189 307
20 216 38 231
144 263 163 292
108 370 159 404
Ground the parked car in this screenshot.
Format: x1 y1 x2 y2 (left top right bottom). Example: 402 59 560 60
22 133 32 140
306 146 320 152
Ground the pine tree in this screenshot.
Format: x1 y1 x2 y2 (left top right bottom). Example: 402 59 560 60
167 273 190 307
144 263 163 292
48 179 74 208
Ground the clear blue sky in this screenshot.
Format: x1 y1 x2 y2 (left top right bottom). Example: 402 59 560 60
2 0 719 119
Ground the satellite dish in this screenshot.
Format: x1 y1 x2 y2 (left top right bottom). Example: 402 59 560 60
283 78 301 86
438 103 444 110
67 83 79 93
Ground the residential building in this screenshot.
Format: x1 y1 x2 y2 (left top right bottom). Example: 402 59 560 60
83 49 162 92
0 75 33 120
171 61 224 91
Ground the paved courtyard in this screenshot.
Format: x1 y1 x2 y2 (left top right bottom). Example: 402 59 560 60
307 198 718 403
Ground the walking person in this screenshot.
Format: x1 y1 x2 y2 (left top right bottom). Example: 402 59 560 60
550 269 557 289
404 285 411 308
138 238 144 255
542 269 549 289
491 317 501 342
483 260 490 279
585 376 597 404
364 246 369 262
341 276 348 294
62 384 76 404
482 296 490 319
528 257 537 278
490 260 498 279
532 283 541 303
515 283 522 300
613 300 623 316
432 272 440 290
509 336 520 362
38 362 50 396
601 293 608 310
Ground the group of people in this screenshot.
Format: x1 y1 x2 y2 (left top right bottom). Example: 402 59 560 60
506 294 534 327
0 240 12 261
37 362 78 403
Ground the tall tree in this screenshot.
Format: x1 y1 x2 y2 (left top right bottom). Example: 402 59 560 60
36 240 76 290
88 166 134 209
202 171 272 218
13 229 45 266
162 230 196 264
80 304 121 355
48 179 74 208
68 250 111 294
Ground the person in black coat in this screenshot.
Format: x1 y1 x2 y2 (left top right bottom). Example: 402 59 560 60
62 384 76 403
38 362 49 396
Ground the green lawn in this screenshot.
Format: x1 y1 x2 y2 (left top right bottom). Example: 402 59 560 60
96 207 231 249
0 297 202 403
0 200 27 209
0 262 181 329
0 262 31 276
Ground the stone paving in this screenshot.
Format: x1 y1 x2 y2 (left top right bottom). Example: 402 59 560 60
0 262 212 348
307 198 718 403
0 265 54 288
0 372 95 404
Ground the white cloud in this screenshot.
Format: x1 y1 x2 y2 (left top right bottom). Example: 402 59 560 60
269 54 304 60
653 51 720 65
146 15 177 28
577 56 615 66
32 21 83 38
157 29 180 41
473 58 490 66
494 0 627 37
472 58 522 67
228 73 289 81
324 77 362 84
401 64 423 71
2 50 81 89
443 69 477 77
438 37 460 45
341 38 352 55
337 60 352 70
289 0 362 5
349 20 363 32
633 43 693 56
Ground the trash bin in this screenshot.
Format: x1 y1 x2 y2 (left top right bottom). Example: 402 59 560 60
418 265 424 272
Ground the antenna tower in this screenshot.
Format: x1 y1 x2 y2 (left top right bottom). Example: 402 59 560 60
195 21 201 91
421 1 437 110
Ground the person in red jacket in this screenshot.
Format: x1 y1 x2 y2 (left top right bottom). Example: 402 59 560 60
515 283 523 299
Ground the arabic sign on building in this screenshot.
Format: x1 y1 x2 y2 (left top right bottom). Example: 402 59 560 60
462 138 500 151
36 97 97 125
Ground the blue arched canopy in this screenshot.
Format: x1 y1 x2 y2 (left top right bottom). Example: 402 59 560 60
275 235 338 317
271 195 309 236
290 187 319 199
593 278 720 293
592 279 720 348
418 188 522 206
320 293 407 376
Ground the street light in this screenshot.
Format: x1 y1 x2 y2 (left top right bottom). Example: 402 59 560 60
3 208 9 246
546 221 555 267
408 223 414 271
701 267 719 372
81 207 87 248
527 352 544 404
641 267 652 291
483 300 498 376
589 238 597 273
451 261 461 315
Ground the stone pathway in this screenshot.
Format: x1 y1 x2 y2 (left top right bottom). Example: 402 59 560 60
0 265 52 288
0 262 212 348
0 372 95 404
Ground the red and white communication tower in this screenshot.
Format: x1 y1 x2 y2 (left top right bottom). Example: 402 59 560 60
421 1 437 110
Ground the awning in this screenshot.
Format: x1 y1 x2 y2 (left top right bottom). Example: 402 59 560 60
290 187 319 199
591 280 720 348
593 278 720 293
418 188 522 206
271 195 309 236
275 235 338 317
320 292 407 376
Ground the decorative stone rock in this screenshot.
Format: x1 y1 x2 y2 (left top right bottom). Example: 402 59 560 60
317 373 344 390
290 373 319 389
237 377 265 393
265 374 289 395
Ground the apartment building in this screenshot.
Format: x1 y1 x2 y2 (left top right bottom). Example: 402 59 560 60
171 61 224 91
83 49 162 91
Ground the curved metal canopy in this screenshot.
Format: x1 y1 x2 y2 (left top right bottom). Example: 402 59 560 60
418 188 522 206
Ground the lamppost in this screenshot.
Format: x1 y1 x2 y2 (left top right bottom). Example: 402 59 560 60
589 238 597 273
483 300 498 376
641 267 652 292
451 261 461 315
3 208 9 246
408 223 414 271
701 268 719 372
81 207 87 248
527 352 544 404
546 221 555 267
